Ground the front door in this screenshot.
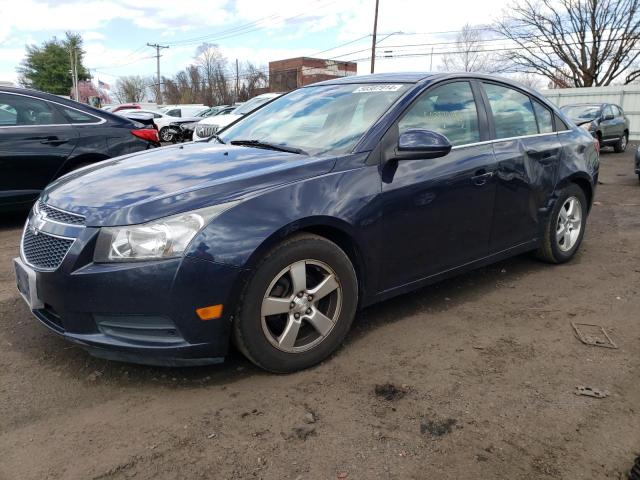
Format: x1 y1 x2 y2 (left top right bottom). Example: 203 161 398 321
379 81 497 291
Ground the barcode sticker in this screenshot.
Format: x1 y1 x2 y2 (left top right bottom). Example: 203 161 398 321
353 85 403 93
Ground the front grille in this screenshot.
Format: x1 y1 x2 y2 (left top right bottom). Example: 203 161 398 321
38 201 85 225
195 124 219 138
22 228 74 270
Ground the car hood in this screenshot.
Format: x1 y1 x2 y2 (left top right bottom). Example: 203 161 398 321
43 142 336 226
569 117 595 126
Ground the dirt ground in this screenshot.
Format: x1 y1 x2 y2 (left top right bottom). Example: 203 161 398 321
1 148 639 480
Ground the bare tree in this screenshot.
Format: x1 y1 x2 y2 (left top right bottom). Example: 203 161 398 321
114 75 149 103
440 24 499 73
513 73 544 89
496 0 640 86
196 43 233 105
238 62 268 101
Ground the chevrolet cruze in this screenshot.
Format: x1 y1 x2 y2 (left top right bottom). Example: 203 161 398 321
14 73 599 373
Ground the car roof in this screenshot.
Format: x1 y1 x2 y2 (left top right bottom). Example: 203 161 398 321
309 72 434 86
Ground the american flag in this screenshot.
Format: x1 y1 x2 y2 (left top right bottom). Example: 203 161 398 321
98 80 110 90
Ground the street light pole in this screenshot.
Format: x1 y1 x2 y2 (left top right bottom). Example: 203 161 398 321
370 0 380 74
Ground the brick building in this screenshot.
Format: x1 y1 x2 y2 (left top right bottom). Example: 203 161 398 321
269 57 357 92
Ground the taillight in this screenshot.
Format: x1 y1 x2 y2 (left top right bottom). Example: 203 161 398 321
131 128 159 143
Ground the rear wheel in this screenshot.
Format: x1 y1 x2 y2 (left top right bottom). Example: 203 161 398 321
159 127 174 142
535 184 587 263
614 133 628 153
233 234 358 373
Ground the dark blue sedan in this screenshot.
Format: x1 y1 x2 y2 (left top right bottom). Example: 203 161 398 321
14 73 599 372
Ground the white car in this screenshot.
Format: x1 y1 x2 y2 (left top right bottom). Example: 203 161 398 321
161 105 208 118
118 108 190 142
192 93 282 141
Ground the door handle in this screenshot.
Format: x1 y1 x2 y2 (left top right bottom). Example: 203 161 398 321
471 170 494 186
40 136 69 145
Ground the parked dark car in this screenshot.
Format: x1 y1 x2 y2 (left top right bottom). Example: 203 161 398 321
0 87 159 211
635 146 640 182
14 73 599 372
560 103 629 152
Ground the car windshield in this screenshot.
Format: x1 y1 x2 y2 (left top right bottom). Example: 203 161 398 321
218 84 410 156
561 105 602 121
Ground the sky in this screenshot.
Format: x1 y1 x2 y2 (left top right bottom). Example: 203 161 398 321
0 0 510 88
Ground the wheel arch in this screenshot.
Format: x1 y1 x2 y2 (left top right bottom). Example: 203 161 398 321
56 152 111 177
559 173 594 212
243 216 368 305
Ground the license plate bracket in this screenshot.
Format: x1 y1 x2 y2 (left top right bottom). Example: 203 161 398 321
14 258 44 310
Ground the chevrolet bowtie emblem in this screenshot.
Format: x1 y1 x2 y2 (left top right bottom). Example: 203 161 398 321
30 210 47 235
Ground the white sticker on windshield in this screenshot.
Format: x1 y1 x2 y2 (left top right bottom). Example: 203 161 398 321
353 84 403 93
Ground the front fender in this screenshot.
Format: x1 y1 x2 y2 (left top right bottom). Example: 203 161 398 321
184 162 383 297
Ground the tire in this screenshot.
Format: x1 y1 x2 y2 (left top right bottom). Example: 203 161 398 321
614 133 628 153
233 233 358 373
159 127 173 142
535 184 588 263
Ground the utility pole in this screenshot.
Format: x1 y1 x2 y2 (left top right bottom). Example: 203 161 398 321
74 48 79 102
370 0 380 74
147 43 169 105
69 48 75 100
235 58 239 101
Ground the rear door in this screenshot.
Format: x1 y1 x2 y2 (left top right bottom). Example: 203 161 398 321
0 92 78 207
480 82 562 252
600 104 618 142
379 80 497 290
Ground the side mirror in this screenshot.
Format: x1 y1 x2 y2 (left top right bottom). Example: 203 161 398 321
395 129 452 160
603 114 614 121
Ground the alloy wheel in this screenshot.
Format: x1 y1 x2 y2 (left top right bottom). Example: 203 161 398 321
160 128 173 142
556 196 582 252
621 135 627 151
261 260 342 353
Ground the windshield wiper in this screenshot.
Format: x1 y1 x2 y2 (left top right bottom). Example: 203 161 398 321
230 139 307 155
210 133 225 144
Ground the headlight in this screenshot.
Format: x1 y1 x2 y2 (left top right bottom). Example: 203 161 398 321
94 202 239 262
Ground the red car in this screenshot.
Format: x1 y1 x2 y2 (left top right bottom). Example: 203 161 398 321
111 103 141 113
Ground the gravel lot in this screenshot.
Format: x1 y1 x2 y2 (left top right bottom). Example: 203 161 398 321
1 148 639 480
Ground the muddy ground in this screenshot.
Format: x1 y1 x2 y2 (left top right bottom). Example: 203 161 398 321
1 148 639 480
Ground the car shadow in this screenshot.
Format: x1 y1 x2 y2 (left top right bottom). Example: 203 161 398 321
4 250 552 390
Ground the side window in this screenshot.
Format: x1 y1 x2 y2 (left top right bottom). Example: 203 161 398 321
603 105 614 118
398 81 480 146
532 100 554 134
484 83 538 139
62 107 100 124
0 93 66 126
154 113 163 119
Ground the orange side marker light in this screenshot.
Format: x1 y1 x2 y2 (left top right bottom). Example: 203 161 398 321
196 304 223 320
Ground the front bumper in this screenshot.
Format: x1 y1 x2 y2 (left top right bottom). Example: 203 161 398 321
15 242 246 366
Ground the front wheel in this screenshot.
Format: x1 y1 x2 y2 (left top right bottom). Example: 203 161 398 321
614 133 628 153
535 184 587 263
233 234 358 373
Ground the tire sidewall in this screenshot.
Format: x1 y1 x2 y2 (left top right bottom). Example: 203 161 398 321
236 236 358 373
548 185 587 262
160 127 173 142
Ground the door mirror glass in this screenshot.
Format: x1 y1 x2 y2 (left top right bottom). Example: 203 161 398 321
396 129 452 160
